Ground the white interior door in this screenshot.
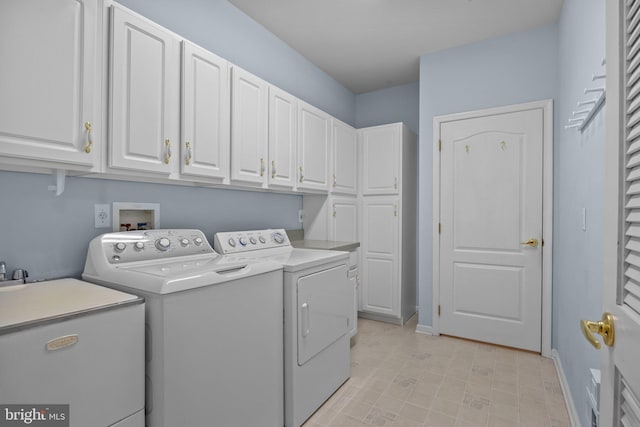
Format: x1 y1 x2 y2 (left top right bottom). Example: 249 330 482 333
598 1 640 424
439 107 543 352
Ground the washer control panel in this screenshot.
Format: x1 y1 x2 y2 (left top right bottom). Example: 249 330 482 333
96 229 215 264
213 229 290 254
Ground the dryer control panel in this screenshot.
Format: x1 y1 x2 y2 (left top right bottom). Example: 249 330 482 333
213 229 290 254
90 229 215 264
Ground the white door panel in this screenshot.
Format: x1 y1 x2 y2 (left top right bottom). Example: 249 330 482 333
181 41 229 181
599 1 640 424
332 121 357 194
297 102 330 191
268 86 297 189
110 5 179 174
297 265 350 365
0 0 99 168
360 125 400 195
330 198 358 242
440 108 543 352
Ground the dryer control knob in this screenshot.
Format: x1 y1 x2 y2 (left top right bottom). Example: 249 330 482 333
134 242 145 251
114 242 127 253
259 236 266 244
180 238 190 247
228 238 236 247
194 237 203 246
249 237 257 245
273 232 285 244
239 237 248 246
155 237 171 251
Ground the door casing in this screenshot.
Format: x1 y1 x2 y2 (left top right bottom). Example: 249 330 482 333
432 99 553 357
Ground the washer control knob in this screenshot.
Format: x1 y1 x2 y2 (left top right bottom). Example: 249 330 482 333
194 237 203 246
273 232 285 244
134 242 145 251
259 236 266 244
180 238 190 247
155 237 171 251
228 238 236 247
239 237 248 246
249 237 257 245
114 242 127 253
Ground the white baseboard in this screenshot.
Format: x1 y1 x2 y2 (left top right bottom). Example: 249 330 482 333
551 349 581 427
415 324 434 335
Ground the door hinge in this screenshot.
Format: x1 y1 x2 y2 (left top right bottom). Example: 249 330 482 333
438 223 441 234
541 238 545 247
438 305 441 316
438 139 442 152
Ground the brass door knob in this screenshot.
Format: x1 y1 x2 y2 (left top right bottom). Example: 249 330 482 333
520 238 539 248
581 312 615 349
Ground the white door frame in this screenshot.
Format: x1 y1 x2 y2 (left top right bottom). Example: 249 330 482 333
432 99 553 357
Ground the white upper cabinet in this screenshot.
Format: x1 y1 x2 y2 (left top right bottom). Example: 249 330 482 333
360 124 401 195
332 120 357 195
180 41 230 182
109 4 180 175
230 67 268 186
297 101 331 192
0 0 101 170
330 197 358 242
268 86 297 190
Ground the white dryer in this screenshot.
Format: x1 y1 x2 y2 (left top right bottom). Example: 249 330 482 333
214 229 353 427
83 229 284 427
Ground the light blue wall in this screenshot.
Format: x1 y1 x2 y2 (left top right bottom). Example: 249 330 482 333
0 171 301 281
116 0 356 125
355 81 420 134
554 0 605 425
418 24 558 325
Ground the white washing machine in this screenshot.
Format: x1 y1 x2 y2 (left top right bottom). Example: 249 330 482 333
0 278 145 427
82 229 284 427
214 229 353 427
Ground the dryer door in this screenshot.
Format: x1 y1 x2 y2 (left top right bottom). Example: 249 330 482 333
297 264 351 365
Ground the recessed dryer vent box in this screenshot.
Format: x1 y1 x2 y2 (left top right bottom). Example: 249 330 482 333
112 202 160 232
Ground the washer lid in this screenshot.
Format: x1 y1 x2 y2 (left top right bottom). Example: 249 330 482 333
224 247 349 272
0 278 142 334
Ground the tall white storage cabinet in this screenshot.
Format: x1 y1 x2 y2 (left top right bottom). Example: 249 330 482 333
359 123 417 324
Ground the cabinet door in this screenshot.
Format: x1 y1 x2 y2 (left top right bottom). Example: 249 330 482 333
230 67 268 186
332 121 357 195
360 125 400 195
297 101 330 192
0 0 99 169
268 86 296 189
181 41 230 181
110 5 180 175
361 197 400 317
330 197 358 242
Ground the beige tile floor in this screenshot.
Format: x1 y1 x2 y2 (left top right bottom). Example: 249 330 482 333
304 316 571 427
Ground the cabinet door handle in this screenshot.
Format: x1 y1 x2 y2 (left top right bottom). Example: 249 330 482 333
333 173 337 188
333 204 336 217
299 166 304 183
260 158 265 177
84 122 93 154
164 139 172 164
394 204 398 217
271 160 276 179
394 177 398 190
185 141 192 165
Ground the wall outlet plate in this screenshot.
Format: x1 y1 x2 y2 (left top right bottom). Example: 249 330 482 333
94 204 111 228
298 209 303 223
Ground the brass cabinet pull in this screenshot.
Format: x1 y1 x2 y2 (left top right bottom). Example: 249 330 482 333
299 166 304 183
394 177 398 189
164 139 172 164
333 174 337 188
394 205 398 217
260 158 265 177
185 141 192 165
271 160 276 179
580 312 615 349
84 121 93 154
332 204 336 218
520 238 539 248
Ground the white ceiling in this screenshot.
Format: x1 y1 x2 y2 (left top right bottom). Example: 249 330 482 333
228 0 563 94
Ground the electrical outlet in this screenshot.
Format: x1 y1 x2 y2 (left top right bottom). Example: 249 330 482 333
94 204 111 228
298 209 303 223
